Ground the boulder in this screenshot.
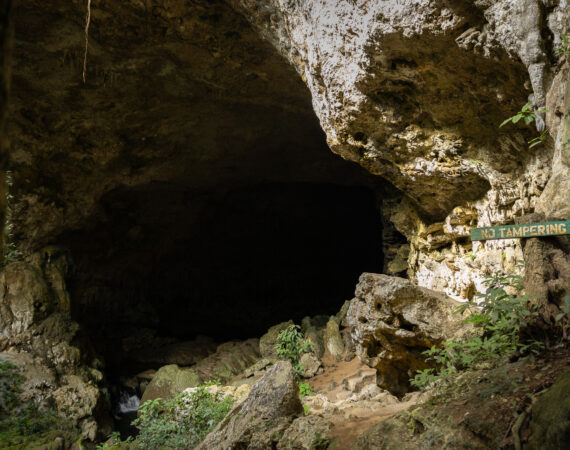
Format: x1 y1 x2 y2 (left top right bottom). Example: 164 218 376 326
193 339 260 383
141 339 260 404
347 273 469 396
183 384 251 406
197 360 302 449
324 317 344 360
259 321 294 359
140 365 201 404
299 352 321 378
277 415 333 449
241 357 275 378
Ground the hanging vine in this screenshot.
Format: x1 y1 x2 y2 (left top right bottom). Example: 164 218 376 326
82 0 91 83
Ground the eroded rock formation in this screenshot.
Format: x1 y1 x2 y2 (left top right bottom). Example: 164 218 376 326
0 247 110 440
231 0 569 299
347 273 470 395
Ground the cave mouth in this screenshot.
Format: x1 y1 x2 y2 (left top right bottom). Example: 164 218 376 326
63 178 384 378
14 0 386 381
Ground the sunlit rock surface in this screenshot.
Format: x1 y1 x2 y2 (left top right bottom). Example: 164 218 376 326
347 273 469 395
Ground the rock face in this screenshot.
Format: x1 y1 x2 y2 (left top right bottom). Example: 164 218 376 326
232 0 569 300
347 273 469 395
0 248 109 441
197 360 303 449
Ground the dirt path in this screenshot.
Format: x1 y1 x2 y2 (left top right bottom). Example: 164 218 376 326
306 354 418 449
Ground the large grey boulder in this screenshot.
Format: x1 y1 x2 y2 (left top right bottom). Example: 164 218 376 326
141 339 261 404
140 364 201 404
259 320 294 359
347 273 469 396
197 360 302 449
193 339 261 383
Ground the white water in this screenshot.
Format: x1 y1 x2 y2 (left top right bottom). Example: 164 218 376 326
115 390 140 419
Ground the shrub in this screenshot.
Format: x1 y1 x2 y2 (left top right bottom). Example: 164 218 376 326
411 271 543 389
133 385 234 449
499 102 548 148
0 361 71 447
275 324 314 378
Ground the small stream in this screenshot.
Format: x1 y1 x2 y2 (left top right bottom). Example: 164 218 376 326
113 387 141 439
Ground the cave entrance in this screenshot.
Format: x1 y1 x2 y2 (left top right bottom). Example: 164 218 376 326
64 177 384 377
42 0 388 382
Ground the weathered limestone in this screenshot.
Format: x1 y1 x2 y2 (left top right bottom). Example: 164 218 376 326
141 339 261 403
347 273 469 395
260 320 294 359
0 248 109 441
197 360 303 449
231 0 568 299
324 317 345 361
140 364 201 404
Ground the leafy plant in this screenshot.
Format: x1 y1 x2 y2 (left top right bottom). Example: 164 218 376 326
299 382 313 397
0 361 73 447
303 404 310 416
411 271 543 390
500 102 548 148
96 432 134 449
528 129 550 149
275 324 314 378
133 384 234 449
555 33 570 58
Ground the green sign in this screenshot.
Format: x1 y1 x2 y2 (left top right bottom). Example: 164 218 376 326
471 221 570 241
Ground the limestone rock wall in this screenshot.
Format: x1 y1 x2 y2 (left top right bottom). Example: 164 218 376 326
231 0 569 298
0 247 110 441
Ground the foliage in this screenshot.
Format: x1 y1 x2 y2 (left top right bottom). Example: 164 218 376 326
303 404 310 416
411 271 544 390
275 325 314 378
299 382 314 397
0 361 72 447
133 385 234 449
96 431 134 449
555 33 570 58
499 102 548 148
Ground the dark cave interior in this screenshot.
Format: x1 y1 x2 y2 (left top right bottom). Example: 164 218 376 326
62 177 384 377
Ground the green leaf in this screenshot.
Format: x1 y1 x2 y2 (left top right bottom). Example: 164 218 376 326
521 102 532 112
512 113 523 124
499 117 512 128
524 115 534 125
528 139 542 149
